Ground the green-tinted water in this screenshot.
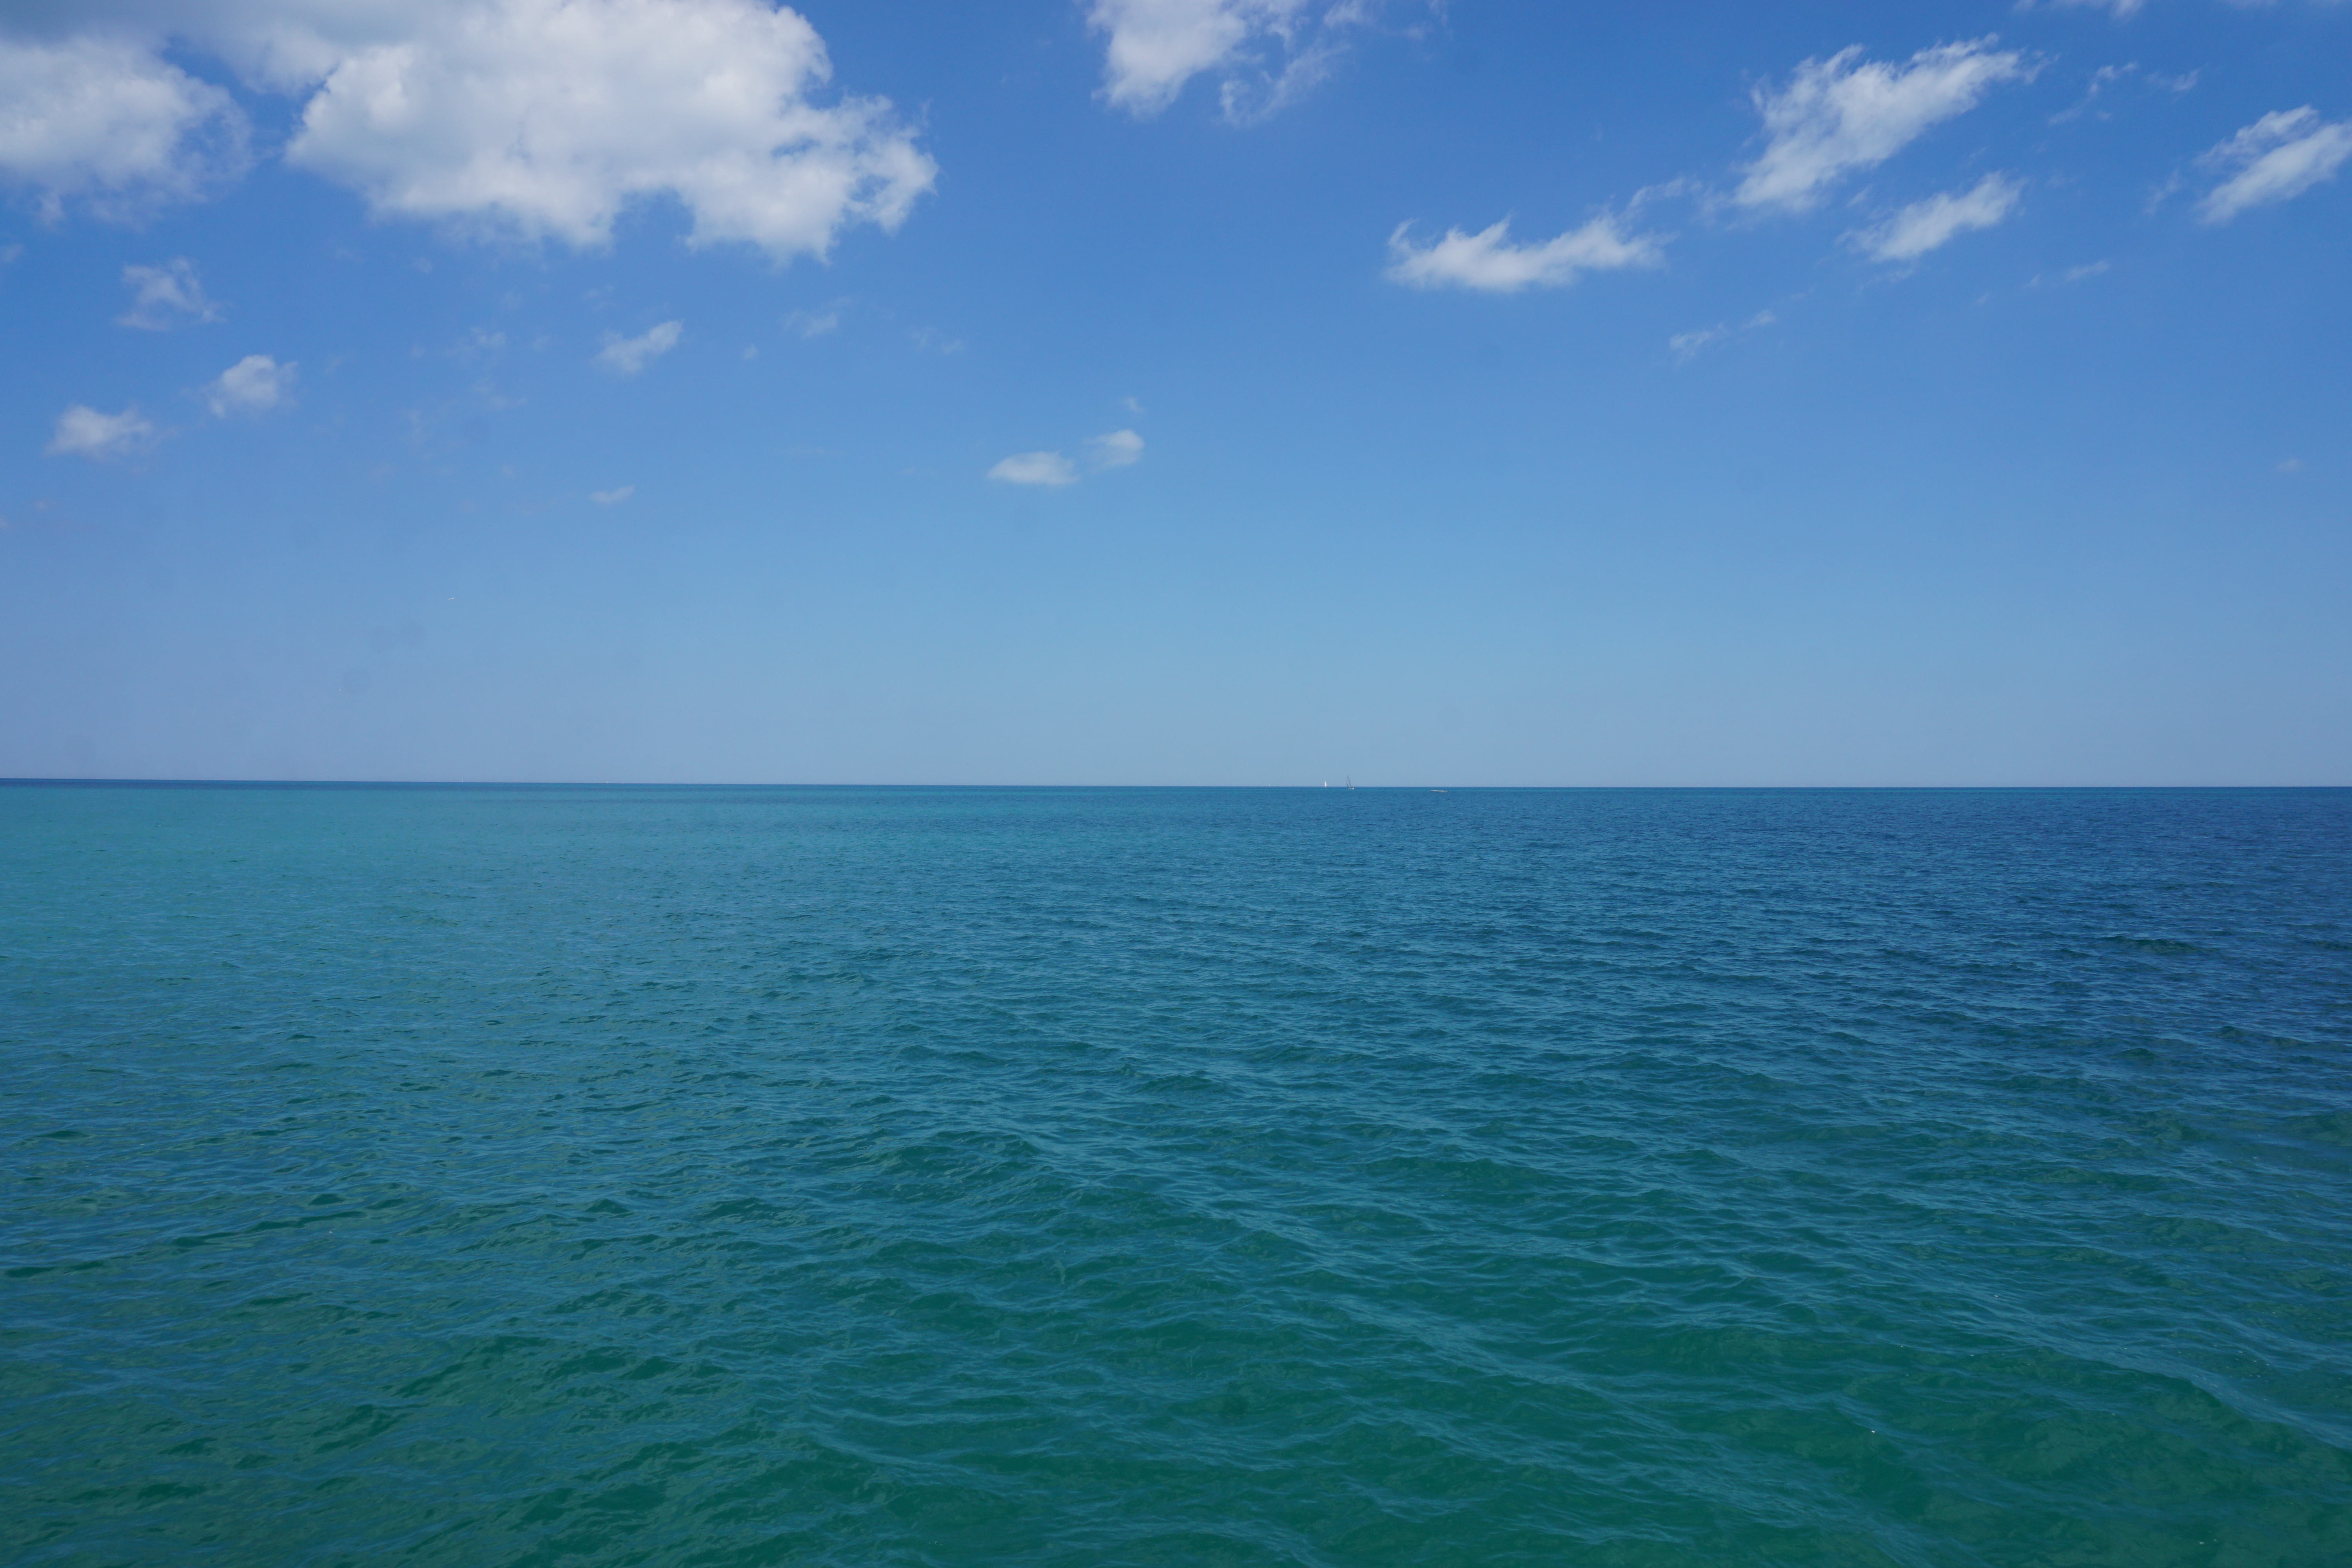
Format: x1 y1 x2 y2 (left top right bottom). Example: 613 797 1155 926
5 786 2349 1565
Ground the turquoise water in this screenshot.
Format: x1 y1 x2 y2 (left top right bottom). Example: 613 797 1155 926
4 785 2350 1567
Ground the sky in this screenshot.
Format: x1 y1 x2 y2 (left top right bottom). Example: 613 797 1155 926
2 0 2348 786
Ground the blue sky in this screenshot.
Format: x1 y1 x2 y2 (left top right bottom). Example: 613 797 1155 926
2 0 2347 785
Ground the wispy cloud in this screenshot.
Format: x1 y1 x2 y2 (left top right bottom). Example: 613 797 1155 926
786 306 842 339
203 354 296 416
591 485 635 505
1085 0 1422 123
596 320 682 375
1737 39 2034 213
1670 310 1779 363
989 451 1079 486
1669 327 1727 361
2028 260 2112 287
1849 173 2024 262
1385 214 1662 292
119 258 223 329
2197 107 2352 224
47 403 156 461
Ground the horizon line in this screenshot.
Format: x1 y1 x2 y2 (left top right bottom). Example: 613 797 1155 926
4 779 2347 793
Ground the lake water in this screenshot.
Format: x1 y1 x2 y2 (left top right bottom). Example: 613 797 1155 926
5 784 2349 1566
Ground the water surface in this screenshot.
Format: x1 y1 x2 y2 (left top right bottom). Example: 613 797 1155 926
5 785 2349 1565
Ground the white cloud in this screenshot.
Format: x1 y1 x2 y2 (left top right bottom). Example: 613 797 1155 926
1850 173 2023 262
1668 309 1779 362
1385 213 1662 292
596 319 682 374
987 430 1143 485
1087 0 1311 116
287 0 933 256
204 353 295 415
1088 428 1144 469
47 403 156 460
591 484 634 504
1668 326 1726 361
0 30 248 218
1737 39 2034 212
786 307 839 338
0 2 933 260
120 258 223 328
1085 0 1417 122
2197 107 2352 223
989 451 1078 486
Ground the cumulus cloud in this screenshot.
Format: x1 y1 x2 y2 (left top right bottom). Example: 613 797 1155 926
47 403 156 460
205 353 295 415
1385 214 1662 292
0 30 248 219
0 2 933 259
596 319 682 374
285 0 933 255
1850 173 2023 262
591 484 634 504
2197 107 2352 224
989 451 1078 486
1088 428 1145 470
1737 39 2034 212
120 258 223 328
